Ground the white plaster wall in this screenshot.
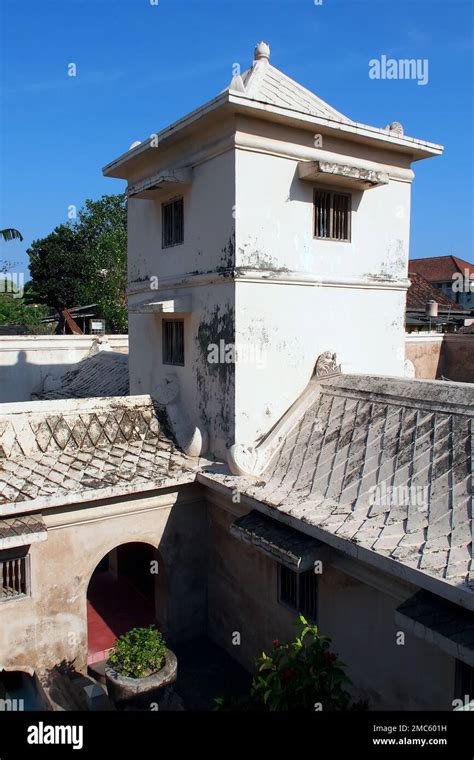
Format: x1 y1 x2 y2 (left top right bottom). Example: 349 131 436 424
129 282 235 457
235 282 406 443
320 564 455 710
125 114 418 454
207 498 455 710
127 148 235 283
233 141 411 445
234 122 412 279
0 486 208 675
0 335 128 403
127 149 236 457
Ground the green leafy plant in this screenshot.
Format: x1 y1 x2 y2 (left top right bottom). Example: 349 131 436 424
216 616 368 711
108 626 167 679
0 289 51 332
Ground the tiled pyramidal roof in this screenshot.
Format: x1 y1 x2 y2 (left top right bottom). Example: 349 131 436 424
235 54 353 124
0 396 198 511
214 373 474 608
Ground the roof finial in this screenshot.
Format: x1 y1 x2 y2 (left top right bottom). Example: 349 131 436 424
254 41 270 62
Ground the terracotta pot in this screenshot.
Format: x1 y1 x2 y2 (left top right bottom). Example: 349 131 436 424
105 649 177 711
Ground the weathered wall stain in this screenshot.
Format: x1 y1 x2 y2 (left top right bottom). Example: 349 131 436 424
195 302 235 452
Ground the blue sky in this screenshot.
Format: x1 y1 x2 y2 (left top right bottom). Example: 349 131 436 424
1 0 473 277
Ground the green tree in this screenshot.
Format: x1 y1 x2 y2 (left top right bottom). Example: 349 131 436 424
0 290 50 332
27 224 85 309
27 194 127 332
75 194 128 333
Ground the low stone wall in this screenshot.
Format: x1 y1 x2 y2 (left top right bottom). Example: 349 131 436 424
442 334 474 383
405 333 474 382
0 335 128 402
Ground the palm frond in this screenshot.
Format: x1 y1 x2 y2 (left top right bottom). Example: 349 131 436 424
0 228 23 242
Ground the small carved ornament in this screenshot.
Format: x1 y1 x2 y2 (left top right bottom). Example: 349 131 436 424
313 351 341 378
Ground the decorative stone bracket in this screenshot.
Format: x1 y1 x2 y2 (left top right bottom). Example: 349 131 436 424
128 167 193 200
298 160 389 190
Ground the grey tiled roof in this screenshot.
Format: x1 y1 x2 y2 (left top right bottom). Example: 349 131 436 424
240 60 353 123
33 351 128 400
0 514 46 548
0 397 198 510
395 590 474 667
231 510 322 571
206 374 474 607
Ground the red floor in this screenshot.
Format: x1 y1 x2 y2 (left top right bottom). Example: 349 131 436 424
87 571 155 665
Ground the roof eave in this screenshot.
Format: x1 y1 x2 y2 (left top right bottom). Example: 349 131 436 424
228 93 444 159
102 91 232 179
102 88 443 180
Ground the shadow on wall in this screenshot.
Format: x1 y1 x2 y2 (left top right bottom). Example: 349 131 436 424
0 350 64 403
0 350 85 403
0 349 129 403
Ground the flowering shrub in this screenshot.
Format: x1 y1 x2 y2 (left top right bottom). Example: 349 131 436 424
108 626 167 679
216 616 367 711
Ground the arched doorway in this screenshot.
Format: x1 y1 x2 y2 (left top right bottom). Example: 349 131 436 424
87 542 159 666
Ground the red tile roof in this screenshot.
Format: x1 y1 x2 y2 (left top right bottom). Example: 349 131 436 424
409 255 474 282
406 272 465 312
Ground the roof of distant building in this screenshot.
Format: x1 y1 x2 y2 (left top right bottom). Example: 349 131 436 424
407 271 467 313
409 255 474 282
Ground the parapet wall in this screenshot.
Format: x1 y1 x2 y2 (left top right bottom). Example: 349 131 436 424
0 335 128 402
405 333 474 383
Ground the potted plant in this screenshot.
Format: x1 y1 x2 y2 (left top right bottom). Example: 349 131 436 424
105 626 177 711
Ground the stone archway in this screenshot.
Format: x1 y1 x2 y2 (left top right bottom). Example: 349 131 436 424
86 542 159 666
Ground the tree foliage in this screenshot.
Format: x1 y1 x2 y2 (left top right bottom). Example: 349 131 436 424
27 194 127 332
0 290 50 331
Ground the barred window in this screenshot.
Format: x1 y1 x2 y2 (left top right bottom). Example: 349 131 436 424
1 555 30 601
278 564 318 620
162 197 184 248
162 319 184 366
314 189 351 241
